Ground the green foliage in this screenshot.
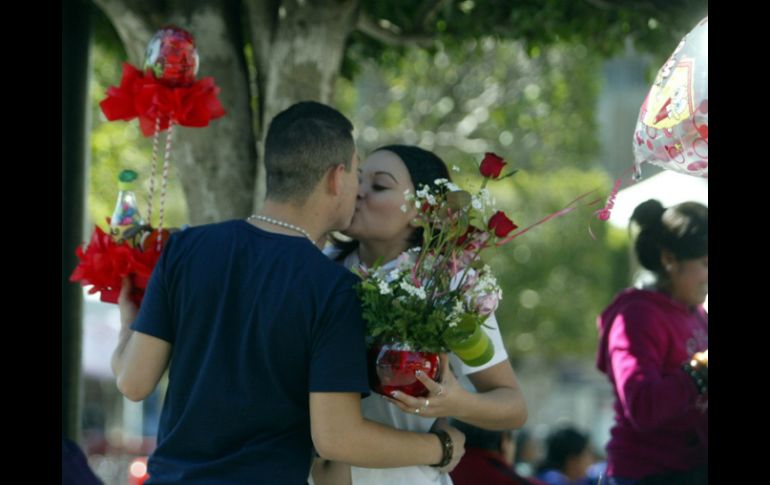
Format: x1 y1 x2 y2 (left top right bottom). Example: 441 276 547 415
358 272 452 352
486 168 630 361
336 39 602 175
347 0 708 78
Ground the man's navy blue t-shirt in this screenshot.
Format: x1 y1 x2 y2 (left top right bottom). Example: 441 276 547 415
131 220 370 484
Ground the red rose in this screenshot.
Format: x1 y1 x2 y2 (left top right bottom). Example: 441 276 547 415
479 152 506 179
488 211 518 238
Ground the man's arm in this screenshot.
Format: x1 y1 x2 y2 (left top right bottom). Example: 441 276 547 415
309 392 464 469
112 278 171 401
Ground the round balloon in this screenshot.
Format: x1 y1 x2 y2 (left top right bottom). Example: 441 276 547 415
144 25 200 88
633 17 707 178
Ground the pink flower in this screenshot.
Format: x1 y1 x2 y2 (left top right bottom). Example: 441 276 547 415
456 232 491 269
475 293 500 316
460 271 479 291
356 264 370 278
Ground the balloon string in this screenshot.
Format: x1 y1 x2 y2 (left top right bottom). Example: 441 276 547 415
157 117 174 252
588 164 639 240
147 116 161 228
495 189 601 246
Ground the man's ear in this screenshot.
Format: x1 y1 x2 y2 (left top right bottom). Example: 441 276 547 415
326 163 346 196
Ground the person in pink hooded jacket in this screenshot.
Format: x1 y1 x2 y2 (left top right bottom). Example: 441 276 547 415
596 199 708 485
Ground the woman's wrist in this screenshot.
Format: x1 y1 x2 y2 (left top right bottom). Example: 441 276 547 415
429 429 453 468
682 354 708 395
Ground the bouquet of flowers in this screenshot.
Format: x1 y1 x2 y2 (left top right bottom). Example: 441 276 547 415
357 153 525 396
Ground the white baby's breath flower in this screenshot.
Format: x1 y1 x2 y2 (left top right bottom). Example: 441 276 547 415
400 204 408 213
378 281 392 295
452 299 465 315
399 279 427 300
469 269 502 302
452 165 461 172
388 268 403 282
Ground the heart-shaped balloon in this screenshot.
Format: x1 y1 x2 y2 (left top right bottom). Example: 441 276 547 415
633 18 708 178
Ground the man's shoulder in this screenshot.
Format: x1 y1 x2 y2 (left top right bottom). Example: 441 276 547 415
302 249 360 290
165 219 236 244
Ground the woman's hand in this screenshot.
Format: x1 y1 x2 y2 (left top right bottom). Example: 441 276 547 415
684 349 708 395
384 353 467 418
692 349 708 367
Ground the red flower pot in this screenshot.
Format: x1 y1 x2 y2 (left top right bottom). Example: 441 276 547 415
369 342 440 398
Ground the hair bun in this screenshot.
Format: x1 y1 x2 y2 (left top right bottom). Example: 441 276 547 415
631 199 665 229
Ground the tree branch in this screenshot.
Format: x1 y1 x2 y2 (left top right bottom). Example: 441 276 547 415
415 0 447 30
356 13 434 48
582 0 662 12
582 0 617 9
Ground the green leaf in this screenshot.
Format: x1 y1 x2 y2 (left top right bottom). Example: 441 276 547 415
446 190 472 210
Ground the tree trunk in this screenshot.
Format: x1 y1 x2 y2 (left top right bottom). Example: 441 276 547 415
245 0 359 209
93 0 359 221
63 0 93 442
93 0 257 224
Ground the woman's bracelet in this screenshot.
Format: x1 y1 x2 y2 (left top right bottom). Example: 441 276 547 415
430 429 454 468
